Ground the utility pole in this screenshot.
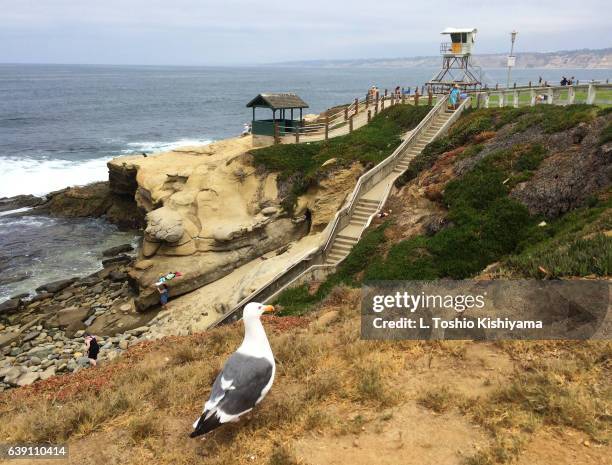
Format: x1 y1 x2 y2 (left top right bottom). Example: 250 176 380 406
506 30 518 88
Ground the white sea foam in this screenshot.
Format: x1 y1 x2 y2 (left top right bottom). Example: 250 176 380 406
0 156 113 198
0 207 32 217
0 138 212 198
121 138 212 154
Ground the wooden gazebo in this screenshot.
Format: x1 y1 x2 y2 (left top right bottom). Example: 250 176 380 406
246 93 309 137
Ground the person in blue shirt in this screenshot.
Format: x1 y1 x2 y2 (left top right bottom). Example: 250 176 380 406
449 85 461 109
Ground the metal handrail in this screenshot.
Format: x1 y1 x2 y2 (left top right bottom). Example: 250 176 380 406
209 95 450 327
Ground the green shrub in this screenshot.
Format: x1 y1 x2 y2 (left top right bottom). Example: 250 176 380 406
252 105 431 213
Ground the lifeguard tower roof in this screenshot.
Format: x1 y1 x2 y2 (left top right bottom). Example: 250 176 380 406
441 27 477 34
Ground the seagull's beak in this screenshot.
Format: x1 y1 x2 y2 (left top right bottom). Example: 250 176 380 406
263 305 275 313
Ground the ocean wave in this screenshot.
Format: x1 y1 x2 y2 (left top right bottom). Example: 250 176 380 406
0 156 113 198
0 138 213 197
121 138 212 154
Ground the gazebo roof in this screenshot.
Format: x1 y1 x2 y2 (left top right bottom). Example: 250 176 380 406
246 93 309 110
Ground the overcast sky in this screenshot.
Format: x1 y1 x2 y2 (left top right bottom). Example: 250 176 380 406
1 0 610 65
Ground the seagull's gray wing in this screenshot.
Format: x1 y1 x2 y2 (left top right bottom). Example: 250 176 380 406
204 352 274 417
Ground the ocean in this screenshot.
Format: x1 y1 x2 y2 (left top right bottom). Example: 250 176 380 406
0 64 609 301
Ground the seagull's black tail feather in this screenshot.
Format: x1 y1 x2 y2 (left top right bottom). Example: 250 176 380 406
190 412 222 438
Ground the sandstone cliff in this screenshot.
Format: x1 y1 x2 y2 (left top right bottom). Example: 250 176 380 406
108 137 359 310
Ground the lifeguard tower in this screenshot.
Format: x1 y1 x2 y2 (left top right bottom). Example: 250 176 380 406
427 27 481 93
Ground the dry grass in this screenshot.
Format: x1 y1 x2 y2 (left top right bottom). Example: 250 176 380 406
418 385 461 414
0 287 610 464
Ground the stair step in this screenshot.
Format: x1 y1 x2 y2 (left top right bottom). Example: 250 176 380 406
354 206 377 214
359 198 379 205
335 236 358 244
331 243 352 252
353 210 371 217
355 202 378 210
337 234 359 242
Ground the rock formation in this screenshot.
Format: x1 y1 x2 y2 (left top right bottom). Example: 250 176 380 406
108 138 315 310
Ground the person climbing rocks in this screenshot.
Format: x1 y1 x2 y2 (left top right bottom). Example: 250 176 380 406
84 333 100 367
157 282 170 309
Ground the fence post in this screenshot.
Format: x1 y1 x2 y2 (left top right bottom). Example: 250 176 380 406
586 84 596 104
274 122 280 144
513 82 516 89
484 93 490 108
414 90 419 106
391 94 395 106
530 89 536 106
568 86 575 104
547 87 554 105
498 92 504 108
325 117 329 141
367 109 371 123
401 93 405 104
513 90 519 108
428 90 433 106
349 115 353 133
528 81 532 87
381 96 385 110
354 98 359 114
495 83 499 90
295 128 299 143
344 107 348 121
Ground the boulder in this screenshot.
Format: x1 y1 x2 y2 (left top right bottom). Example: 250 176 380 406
49 307 88 337
22 331 40 343
16 371 40 387
29 292 53 303
2 366 25 385
109 271 128 282
145 207 184 243
102 254 132 267
0 298 20 314
142 239 161 258
134 260 154 270
35 278 77 294
39 366 56 381
0 194 45 213
102 243 134 257
260 206 278 216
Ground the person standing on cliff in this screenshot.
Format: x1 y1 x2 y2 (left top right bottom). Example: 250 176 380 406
157 283 169 309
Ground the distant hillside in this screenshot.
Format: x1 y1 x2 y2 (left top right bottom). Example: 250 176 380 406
276 48 612 69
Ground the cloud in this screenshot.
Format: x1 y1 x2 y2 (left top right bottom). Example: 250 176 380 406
0 0 609 64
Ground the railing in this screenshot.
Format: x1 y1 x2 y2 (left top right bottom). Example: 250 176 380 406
470 83 612 108
210 94 454 327
273 91 438 143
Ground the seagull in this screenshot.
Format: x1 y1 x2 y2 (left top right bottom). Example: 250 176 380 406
190 302 276 438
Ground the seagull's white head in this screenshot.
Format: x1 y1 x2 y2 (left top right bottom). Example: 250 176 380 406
243 302 275 319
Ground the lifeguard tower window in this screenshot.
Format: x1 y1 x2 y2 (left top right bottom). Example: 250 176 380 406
451 32 468 43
